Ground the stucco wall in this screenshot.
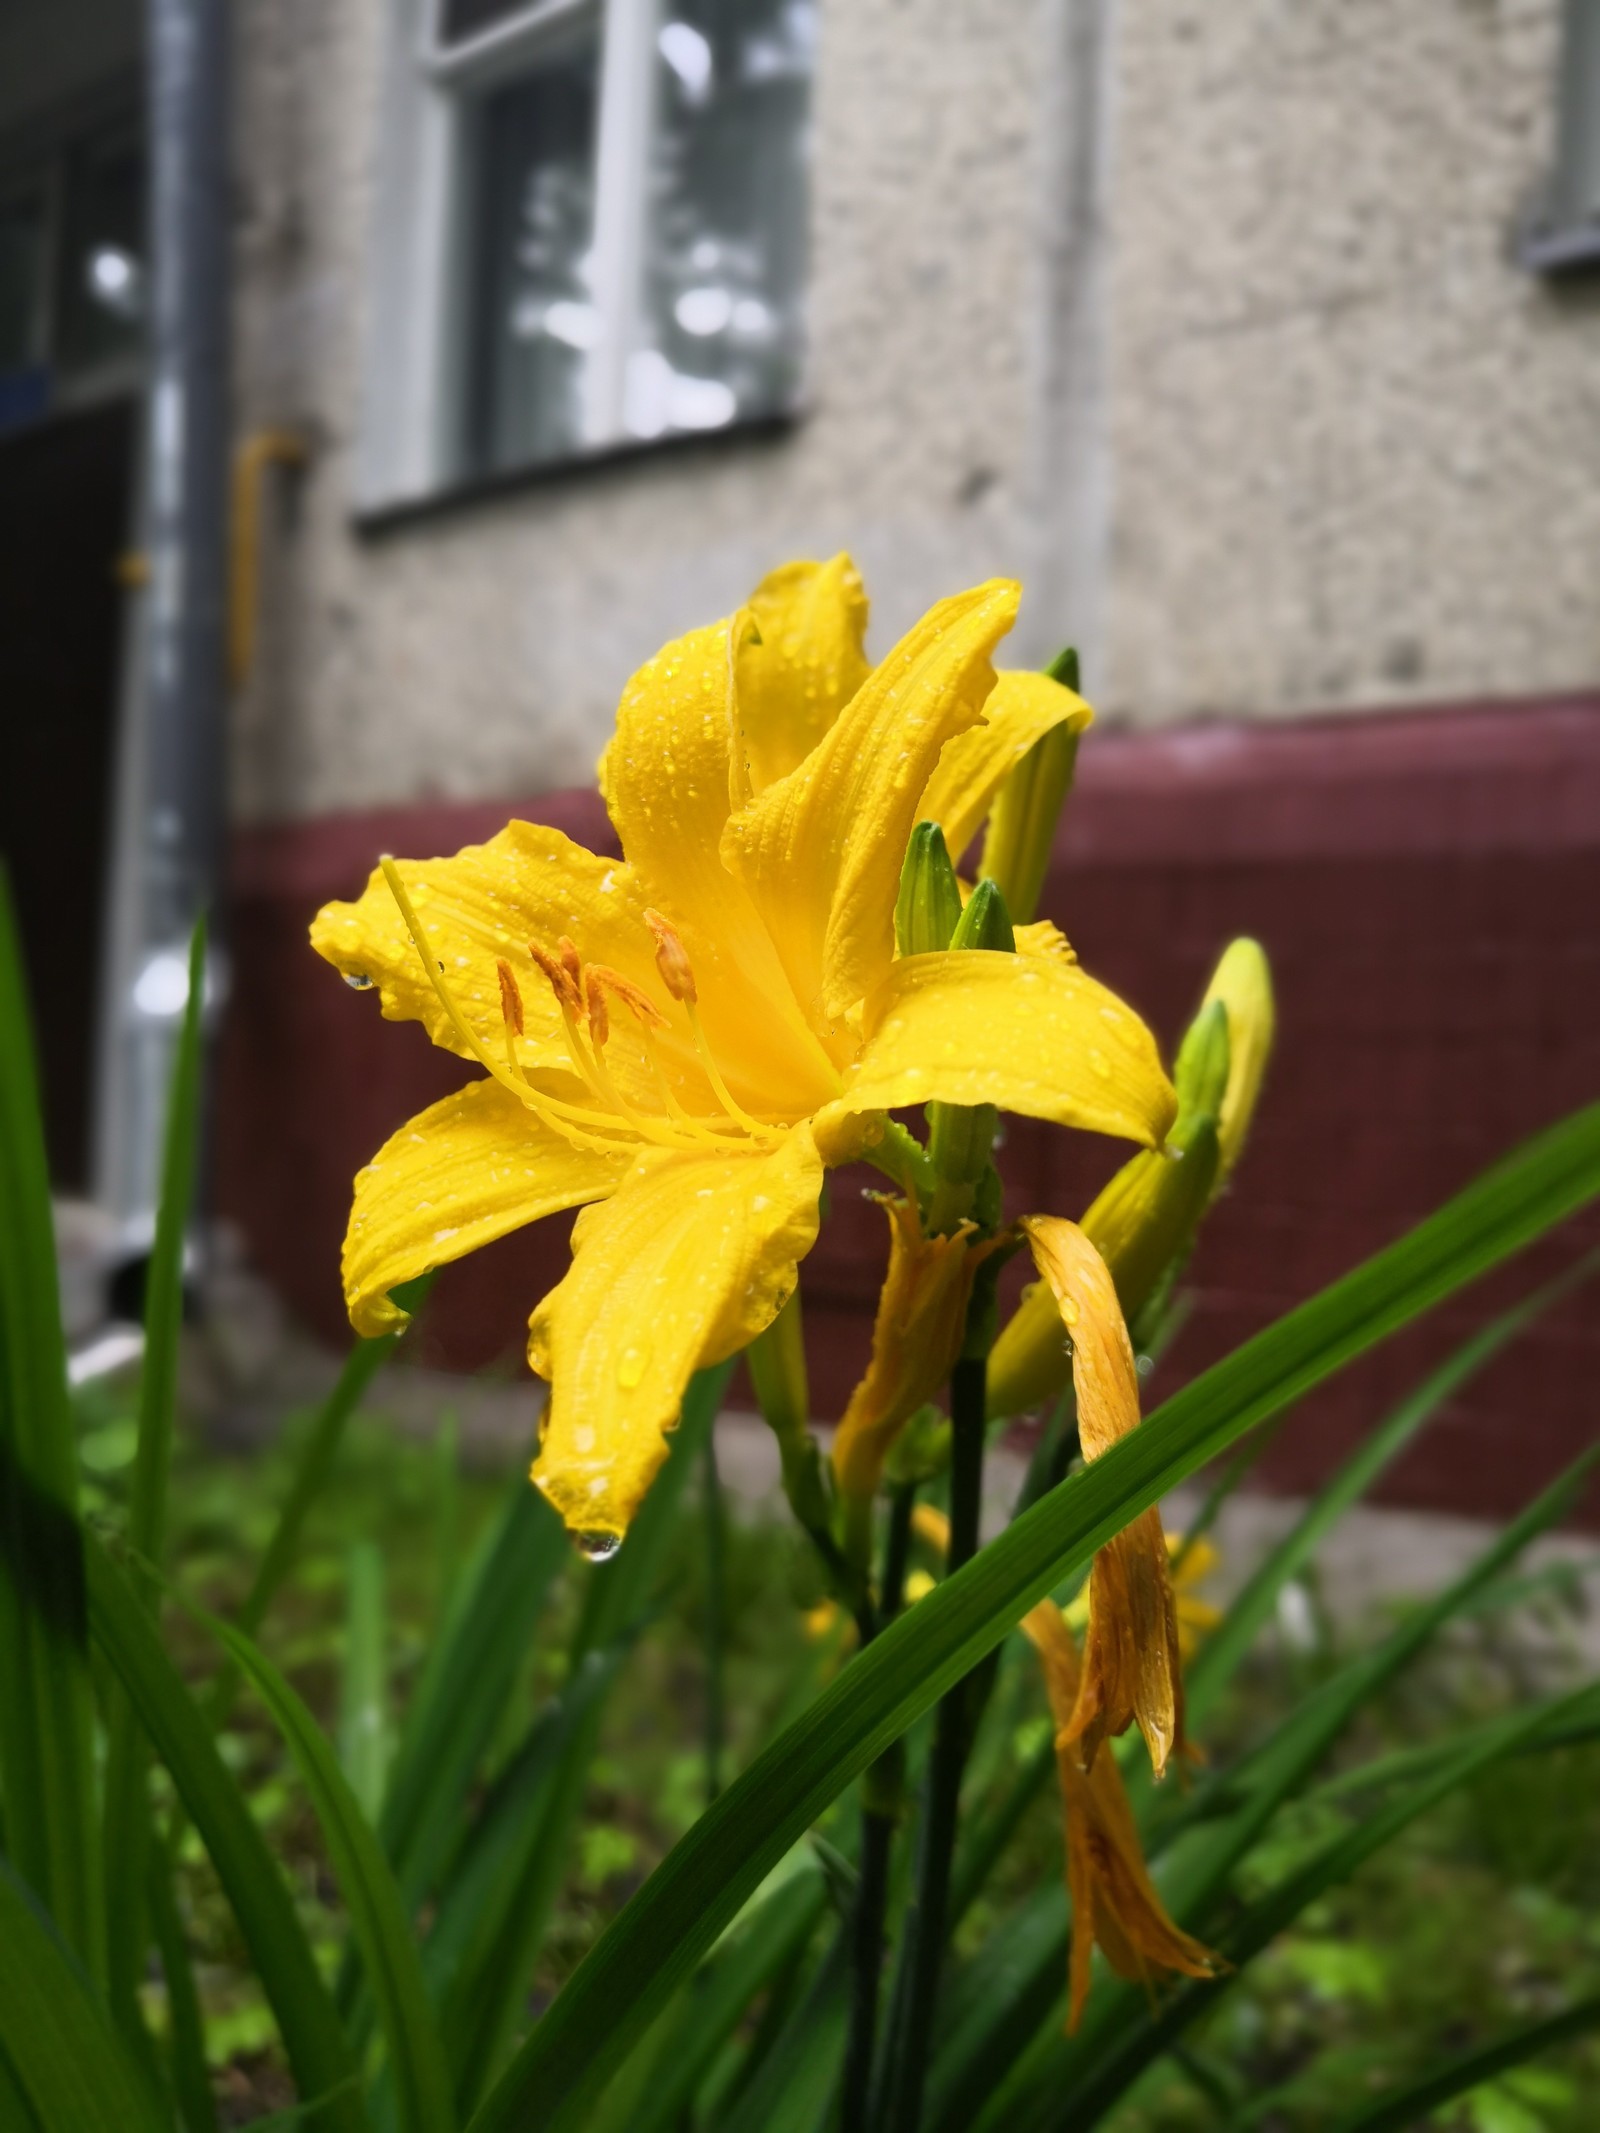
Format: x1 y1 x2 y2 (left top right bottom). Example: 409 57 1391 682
1101 0 1600 725
231 0 1600 822
231 0 1080 822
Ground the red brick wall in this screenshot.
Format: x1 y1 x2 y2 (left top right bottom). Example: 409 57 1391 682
217 696 1600 1523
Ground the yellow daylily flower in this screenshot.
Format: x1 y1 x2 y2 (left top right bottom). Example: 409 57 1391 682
1020 1217 1187 1778
312 557 1175 1546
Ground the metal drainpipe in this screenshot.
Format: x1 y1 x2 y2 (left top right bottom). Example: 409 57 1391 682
94 0 232 1283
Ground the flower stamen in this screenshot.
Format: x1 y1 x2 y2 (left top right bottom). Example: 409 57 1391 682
379 859 634 1155
644 908 783 1143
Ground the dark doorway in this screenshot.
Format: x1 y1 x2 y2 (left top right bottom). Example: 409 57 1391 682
0 396 136 1187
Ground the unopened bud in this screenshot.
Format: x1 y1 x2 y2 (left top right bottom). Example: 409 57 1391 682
746 1290 832 1533
1174 999 1230 1120
949 877 1015 954
978 646 1089 925
643 909 697 1004
1198 938 1274 1184
895 820 964 957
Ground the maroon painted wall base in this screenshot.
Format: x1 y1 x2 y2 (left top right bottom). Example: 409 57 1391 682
217 695 1600 1525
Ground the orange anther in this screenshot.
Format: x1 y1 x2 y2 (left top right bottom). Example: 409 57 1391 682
643 910 697 1004
589 964 669 1033
529 939 582 1015
496 959 525 1036
584 968 610 1050
558 937 584 989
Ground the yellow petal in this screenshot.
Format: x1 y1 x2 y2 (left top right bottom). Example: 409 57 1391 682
836 952 1176 1148
732 555 871 800
528 1126 825 1542
722 580 1020 1025
599 618 845 1107
1021 1217 1186 1776
310 822 669 1092
915 669 1092 866
831 1198 994 1507
342 1077 628 1338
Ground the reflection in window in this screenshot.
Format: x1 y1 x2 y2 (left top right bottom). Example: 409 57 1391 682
464 0 813 478
59 129 146 375
473 36 602 473
627 0 812 442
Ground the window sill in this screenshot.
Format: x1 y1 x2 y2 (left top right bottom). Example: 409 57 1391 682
352 406 801 540
1520 219 1600 276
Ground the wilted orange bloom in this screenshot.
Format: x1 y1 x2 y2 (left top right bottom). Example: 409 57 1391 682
1020 1216 1186 1778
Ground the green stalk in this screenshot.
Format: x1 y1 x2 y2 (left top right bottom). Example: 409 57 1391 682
839 1483 917 2133
879 1350 988 2133
703 1427 727 1804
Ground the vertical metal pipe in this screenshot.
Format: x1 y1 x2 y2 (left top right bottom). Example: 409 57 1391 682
98 0 231 1255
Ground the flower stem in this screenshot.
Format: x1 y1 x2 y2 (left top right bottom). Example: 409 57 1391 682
878 1352 988 2133
702 1427 726 1804
838 1483 916 2133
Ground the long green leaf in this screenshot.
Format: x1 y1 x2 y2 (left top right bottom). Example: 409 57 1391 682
1048 1682 1600 2132
339 1541 390 1824
207 1609 457 2133
0 872 100 1967
104 917 207 2024
1186 1258 1596 1724
379 1477 566 1910
0 1858 166 2132
967 1447 1600 2133
147 1844 219 2133
469 1100 1600 2133
1320 1993 1600 2133
83 1532 366 2132
446 1371 726 2114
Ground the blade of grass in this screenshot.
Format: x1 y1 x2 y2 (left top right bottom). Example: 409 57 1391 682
1051 1681 1600 2131
1319 1993 1600 2133
0 1859 166 2133
206 1607 457 2133
103 917 207 2026
202 1276 434 1736
588 1859 829 2133
83 1530 366 2132
445 1373 726 2114
960 1446 1600 2132
469 1099 1600 2133
147 1845 218 2133
716 1928 851 2133
378 1476 566 1914
0 873 100 1968
339 1541 390 1824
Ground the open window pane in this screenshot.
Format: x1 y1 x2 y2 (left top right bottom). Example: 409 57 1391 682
625 0 814 442
471 31 603 474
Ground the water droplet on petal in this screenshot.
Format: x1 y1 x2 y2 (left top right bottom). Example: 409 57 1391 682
617 1344 648 1389
1062 1297 1080 1326
344 971 375 990
1088 1049 1111 1078
574 1529 622 1564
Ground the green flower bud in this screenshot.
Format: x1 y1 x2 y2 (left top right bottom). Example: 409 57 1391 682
928 880 1015 1215
978 646 1088 926
1200 938 1275 1185
1174 998 1231 1120
895 820 964 957
948 876 1015 954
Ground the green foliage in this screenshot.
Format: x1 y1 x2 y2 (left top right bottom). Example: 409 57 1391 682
1 898 1599 2130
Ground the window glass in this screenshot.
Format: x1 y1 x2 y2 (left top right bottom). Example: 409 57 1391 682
58 129 145 376
0 187 48 377
472 33 603 473
441 0 542 47
627 0 813 441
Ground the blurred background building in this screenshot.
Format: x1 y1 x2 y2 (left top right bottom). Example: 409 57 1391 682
3 0 1598 1510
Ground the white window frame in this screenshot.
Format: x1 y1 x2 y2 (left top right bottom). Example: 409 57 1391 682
1523 0 1600 274
357 0 665 512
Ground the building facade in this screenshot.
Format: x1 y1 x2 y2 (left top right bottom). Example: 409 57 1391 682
5 0 1599 1513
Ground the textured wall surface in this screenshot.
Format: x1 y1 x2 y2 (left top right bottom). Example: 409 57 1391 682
230 0 1079 823
1102 0 1600 725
